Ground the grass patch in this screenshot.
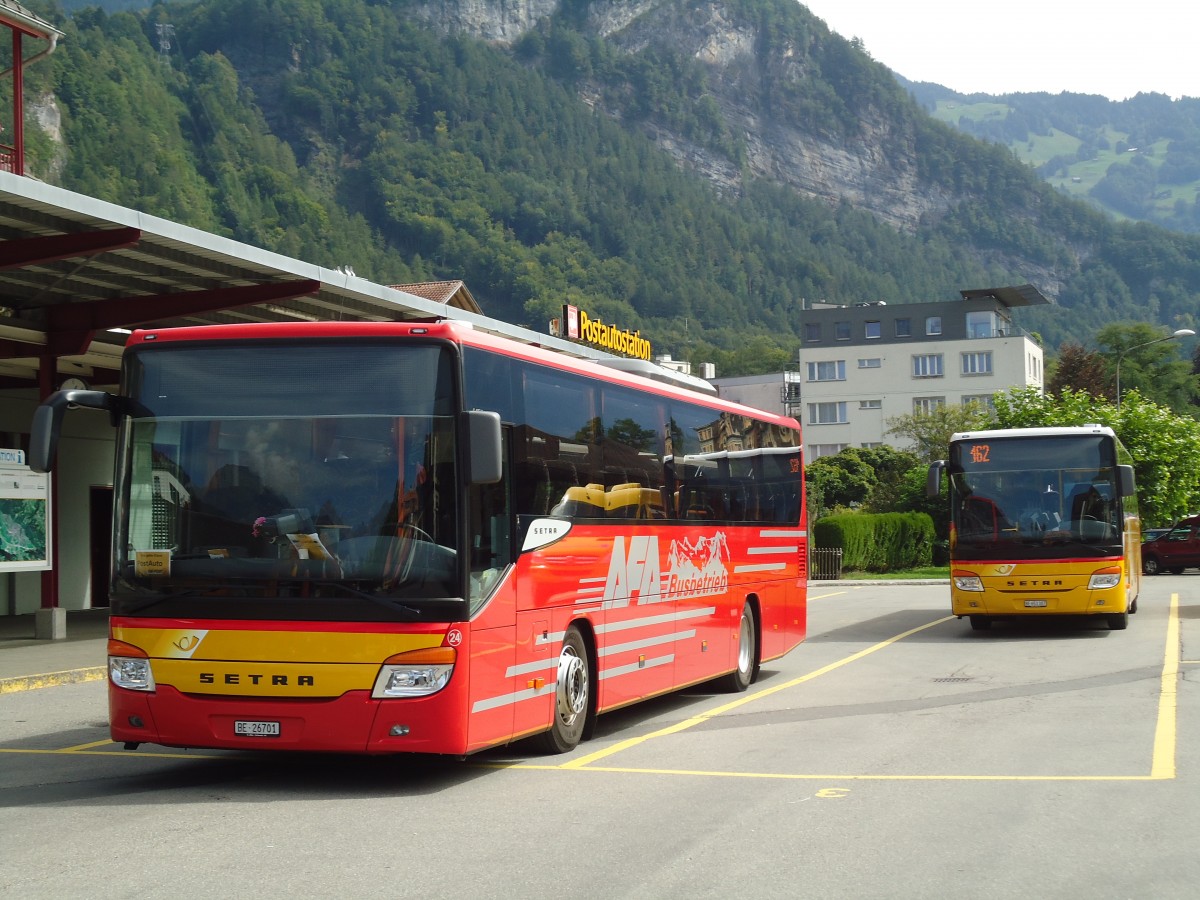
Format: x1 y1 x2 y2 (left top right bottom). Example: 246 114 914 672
839 566 949 580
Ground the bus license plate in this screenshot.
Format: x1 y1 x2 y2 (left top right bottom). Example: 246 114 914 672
1024 600 1048 608
234 720 280 737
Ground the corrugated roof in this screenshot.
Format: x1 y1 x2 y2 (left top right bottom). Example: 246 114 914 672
0 172 610 388
0 0 62 39
959 284 1050 309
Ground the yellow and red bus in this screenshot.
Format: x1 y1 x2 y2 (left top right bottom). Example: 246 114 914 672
31 320 806 755
927 425 1140 631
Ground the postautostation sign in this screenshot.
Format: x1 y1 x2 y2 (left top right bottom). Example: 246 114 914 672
562 304 652 360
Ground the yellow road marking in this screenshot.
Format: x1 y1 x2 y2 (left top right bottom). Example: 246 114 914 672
492 764 1169 781
0 667 106 693
0 747 221 759
57 740 115 752
807 588 858 599
3 593 1184 782
563 615 954 769
1151 592 1180 779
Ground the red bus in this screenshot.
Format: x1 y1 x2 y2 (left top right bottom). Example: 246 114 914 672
31 320 806 755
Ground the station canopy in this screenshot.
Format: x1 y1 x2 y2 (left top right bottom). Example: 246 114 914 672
0 172 621 391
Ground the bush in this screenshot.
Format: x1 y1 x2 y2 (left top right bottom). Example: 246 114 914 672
812 512 935 572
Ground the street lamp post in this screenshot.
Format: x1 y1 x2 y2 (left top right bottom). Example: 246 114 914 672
1115 328 1196 409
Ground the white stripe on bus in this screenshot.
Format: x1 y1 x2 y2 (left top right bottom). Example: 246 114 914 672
599 655 674 679
599 630 695 657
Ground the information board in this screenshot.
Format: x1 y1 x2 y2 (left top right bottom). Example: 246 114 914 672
0 450 51 571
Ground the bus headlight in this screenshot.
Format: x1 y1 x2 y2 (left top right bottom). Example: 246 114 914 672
108 639 155 691
1088 567 1122 590
952 570 984 592
372 647 456 698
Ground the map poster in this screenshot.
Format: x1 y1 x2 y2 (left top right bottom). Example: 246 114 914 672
0 459 51 572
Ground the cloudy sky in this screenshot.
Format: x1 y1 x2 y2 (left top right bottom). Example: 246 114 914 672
801 1 1198 101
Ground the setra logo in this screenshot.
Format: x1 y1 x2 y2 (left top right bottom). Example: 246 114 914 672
199 672 315 686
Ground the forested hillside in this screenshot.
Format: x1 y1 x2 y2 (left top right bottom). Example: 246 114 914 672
18 0 1200 373
909 81 1200 234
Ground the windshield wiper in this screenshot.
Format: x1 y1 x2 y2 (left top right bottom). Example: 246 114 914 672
307 580 423 618
119 589 232 614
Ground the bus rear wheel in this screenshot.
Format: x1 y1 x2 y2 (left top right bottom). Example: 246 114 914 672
718 603 758 692
536 625 590 753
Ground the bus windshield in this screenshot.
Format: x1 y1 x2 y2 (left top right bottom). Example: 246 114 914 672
947 433 1122 558
113 342 463 621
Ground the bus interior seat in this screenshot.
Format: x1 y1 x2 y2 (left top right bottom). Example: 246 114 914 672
551 484 606 518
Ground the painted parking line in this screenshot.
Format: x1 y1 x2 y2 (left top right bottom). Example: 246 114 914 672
561 614 954 770
3 594 1183 780
1152 592 1180 779
537 593 1184 782
0 747 223 759
0 666 106 694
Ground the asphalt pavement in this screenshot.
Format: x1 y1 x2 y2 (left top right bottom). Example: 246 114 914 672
0 608 109 693
0 580 945 694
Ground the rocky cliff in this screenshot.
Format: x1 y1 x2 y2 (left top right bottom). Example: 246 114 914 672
409 0 944 233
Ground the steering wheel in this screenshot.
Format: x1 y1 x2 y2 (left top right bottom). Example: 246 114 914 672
396 524 434 584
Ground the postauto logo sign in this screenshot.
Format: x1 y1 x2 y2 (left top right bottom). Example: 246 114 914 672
562 304 652 361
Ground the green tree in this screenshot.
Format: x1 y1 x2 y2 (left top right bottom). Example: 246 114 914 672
805 449 876 516
993 386 1200 526
1097 322 1200 414
885 401 992 463
894 465 949 542
857 445 922 511
1046 342 1113 399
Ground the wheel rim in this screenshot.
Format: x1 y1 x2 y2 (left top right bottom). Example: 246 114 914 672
555 645 588 725
736 609 753 675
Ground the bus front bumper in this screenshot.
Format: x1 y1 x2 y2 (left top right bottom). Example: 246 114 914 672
109 684 469 755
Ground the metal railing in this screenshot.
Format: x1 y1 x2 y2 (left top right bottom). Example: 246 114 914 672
809 547 843 580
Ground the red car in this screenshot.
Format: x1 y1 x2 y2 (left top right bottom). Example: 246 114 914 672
1142 517 1200 575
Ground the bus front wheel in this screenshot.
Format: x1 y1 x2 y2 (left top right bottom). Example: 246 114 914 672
1106 612 1129 630
969 615 992 631
537 625 591 753
718 603 759 692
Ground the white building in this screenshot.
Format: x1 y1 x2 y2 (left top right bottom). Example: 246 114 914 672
713 286 1047 459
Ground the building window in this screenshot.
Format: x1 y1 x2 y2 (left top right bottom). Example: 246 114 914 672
895 318 912 338
966 310 999 339
806 360 846 382
859 399 882 409
809 401 848 425
809 443 848 458
962 351 993 375
865 320 881 339
857 357 882 369
861 442 884 449
962 394 996 413
804 322 821 342
835 321 851 340
912 353 944 378
926 316 942 336
913 397 945 414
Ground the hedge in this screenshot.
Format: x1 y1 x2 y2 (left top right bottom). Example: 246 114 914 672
812 512 935 572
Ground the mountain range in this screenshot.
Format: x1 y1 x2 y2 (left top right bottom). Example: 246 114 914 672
22 0 1200 373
